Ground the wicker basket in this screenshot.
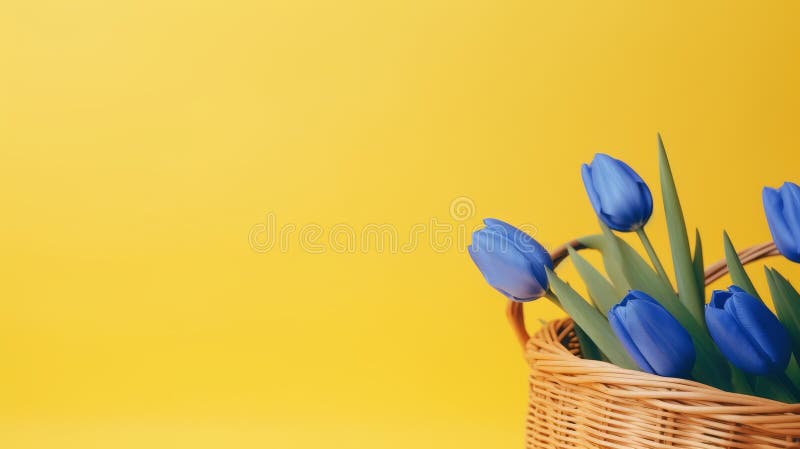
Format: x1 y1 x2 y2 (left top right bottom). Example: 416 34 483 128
507 304 800 449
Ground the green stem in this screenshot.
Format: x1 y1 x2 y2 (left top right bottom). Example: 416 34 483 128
776 372 800 402
636 227 673 289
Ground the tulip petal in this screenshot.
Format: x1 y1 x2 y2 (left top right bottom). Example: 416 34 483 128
483 218 553 269
582 154 653 231
764 186 800 262
468 229 546 301
590 154 650 231
707 288 792 375
708 289 731 309
581 164 603 217
706 303 771 375
620 160 654 222
726 292 792 371
482 218 552 288
780 182 800 257
609 304 655 373
622 299 695 377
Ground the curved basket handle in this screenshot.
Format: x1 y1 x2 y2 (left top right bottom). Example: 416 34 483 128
507 240 779 351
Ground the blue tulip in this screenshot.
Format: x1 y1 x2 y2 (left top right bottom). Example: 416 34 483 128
763 182 800 263
706 286 792 376
608 290 696 377
468 218 553 302
581 153 653 232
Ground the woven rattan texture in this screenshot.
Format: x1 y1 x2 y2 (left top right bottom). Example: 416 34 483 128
523 319 800 449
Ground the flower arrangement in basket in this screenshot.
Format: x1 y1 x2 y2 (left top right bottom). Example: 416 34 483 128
468 135 800 448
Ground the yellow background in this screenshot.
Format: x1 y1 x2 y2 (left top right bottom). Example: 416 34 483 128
2 1 800 447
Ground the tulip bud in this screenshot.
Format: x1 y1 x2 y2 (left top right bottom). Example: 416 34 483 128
706 286 792 376
581 153 653 232
763 182 800 263
468 218 553 302
608 290 696 377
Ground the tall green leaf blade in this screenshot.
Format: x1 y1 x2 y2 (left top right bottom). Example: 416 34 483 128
546 269 636 370
587 227 693 325
615 234 679 307
722 231 759 298
730 366 755 396
788 355 800 386
586 225 630 298
592 222 679 305
692 229 705 298
574 324 603 361
658 134 705 325
754 376 797 404
765 267 800 362
567 245 620 315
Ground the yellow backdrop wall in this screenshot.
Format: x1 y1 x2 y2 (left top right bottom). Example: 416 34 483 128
2 1 800 447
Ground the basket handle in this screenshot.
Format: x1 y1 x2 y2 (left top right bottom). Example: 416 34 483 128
506 240 779 351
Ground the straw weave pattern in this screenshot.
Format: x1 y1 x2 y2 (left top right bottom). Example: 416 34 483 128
523 319 800 449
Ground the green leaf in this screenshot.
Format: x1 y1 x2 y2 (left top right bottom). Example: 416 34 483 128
658 134 705 326
730 366 755 396
765 267 800 362
754 376 798 404
692 229 705 299
567 245 620 315
592 223 679 309
787 355 800 387
722 231 759 298
582 227 630 298
546 269 636 370
574 324 603 361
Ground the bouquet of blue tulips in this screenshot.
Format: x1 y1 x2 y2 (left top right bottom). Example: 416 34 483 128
469 135 800 403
